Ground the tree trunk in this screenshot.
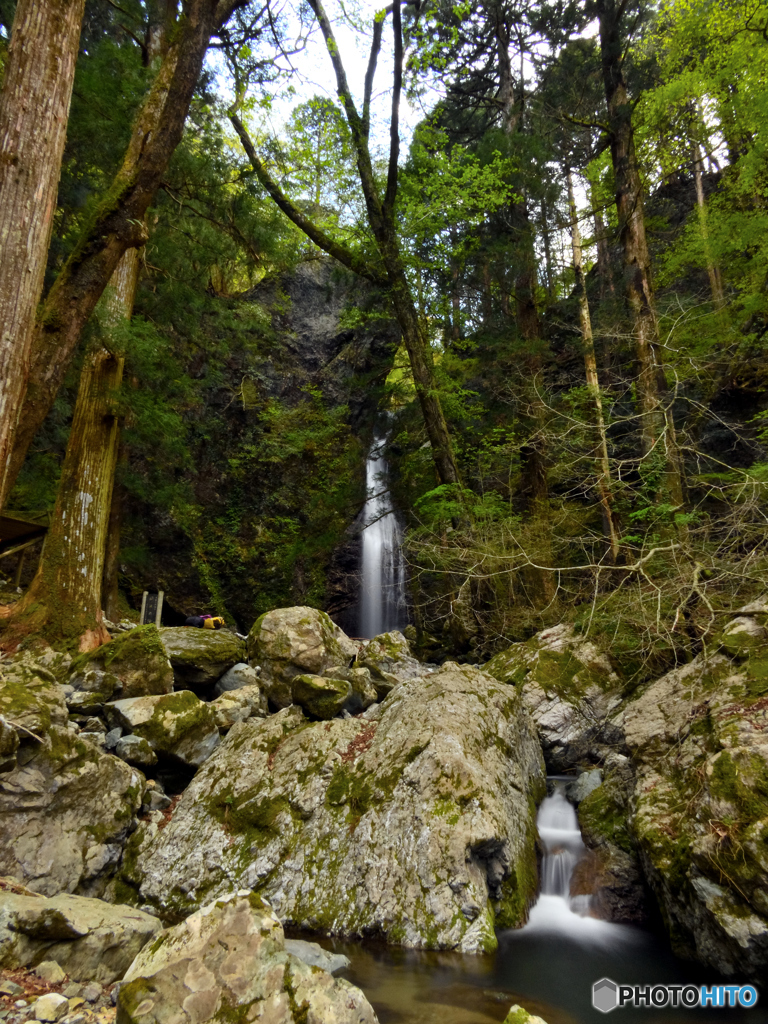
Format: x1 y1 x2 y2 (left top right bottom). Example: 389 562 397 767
4 250 139 649
567 169 620 562
692 140 726 309
3 0 239 506
597 0 685 508
591 189 615 301
0 0 86 510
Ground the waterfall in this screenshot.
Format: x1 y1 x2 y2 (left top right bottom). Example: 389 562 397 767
522 780 635 944
359 429 407 638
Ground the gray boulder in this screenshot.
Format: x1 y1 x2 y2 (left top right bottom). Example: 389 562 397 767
68 626 174 701
247 607 358 709
283 939 350 975
104 692 219 769
118 893 377 1024
115 735 158 768
322 666 378 714
210 685 268 731
158 628 246 689
0 715 19 773
120 664 545 953
484 623 623 771
0 657 143 897
213 662 260 696
0 889 160 983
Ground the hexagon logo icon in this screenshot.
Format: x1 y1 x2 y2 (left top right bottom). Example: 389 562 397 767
593 978 619 1013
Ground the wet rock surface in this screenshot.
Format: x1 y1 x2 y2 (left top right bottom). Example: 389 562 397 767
118 892 377 1024
118 664 545 953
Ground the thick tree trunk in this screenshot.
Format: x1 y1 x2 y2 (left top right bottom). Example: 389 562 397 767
597 0 684 507
692 141 726 309
4 249 139 650
567 170 620 562
0 0 86 510
3 0 239 506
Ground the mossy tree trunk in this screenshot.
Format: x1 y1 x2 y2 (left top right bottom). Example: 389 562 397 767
3 0 246 507
692 140 726 310
567 168 621 562
597 0 685 509
0 0 86 510
4 250 139 650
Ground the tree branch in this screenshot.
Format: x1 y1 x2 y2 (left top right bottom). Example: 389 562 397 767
229 113 388 286
363 10 386 137
384 0 403 216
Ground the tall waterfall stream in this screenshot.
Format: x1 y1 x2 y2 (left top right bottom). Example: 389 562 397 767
359 428 407 638
342 439 762 1023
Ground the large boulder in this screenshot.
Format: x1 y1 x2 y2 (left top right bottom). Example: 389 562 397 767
68 626 174 701
0 888 160 983
158 628 246 689
104 692 219 769
0 657 143 897
291 675 351 720
119 664 545 952
358 631 430 697
484 623 623 771
118 892 377 1024
618 633 768 980
247 607 358 709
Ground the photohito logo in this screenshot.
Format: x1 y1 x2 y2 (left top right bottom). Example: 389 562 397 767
591 979 759 1013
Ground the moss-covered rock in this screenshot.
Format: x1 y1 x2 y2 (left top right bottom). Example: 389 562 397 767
158 628 246 689
358 630 431 698
210 685 268 731
69 626 174 700
291 675 351 720
0 657 144 897
484 624 623 771
104 691 219 768
118 893 377 1024
118 664 545 953
247 607 358 709
620 646 768 979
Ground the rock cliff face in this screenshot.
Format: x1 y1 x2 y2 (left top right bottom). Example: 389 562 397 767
118 664 545 952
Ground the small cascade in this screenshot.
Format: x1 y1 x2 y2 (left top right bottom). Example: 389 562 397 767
522 780 635 944
359 428 407 638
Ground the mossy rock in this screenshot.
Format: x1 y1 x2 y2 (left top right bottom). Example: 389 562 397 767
104 691 220 768
292 675 351 720
70 626 173 700
158 628 246 688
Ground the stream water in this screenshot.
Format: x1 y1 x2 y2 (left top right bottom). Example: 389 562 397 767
359 428 408 638
316 783 767 1024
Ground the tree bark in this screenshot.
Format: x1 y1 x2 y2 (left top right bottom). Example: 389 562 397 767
692 140 726 309
567 169 620 562
3 0 243 507
4 248 140 650
0 0 86 510
597 0 685 507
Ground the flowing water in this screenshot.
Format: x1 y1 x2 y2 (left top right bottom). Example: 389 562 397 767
359 428 408 638
313 783 767 1024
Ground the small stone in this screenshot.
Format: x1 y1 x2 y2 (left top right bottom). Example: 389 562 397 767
33 995 68 1022
62 1014 86 1024
114 734 157 767
83 717 106 734
14 1000 27 1009
148 790 171 812
103 727 122 750
35 961 66 984
64 1001 83 1012
61 988 80 1000
80 985 101 1005
0 982 23 997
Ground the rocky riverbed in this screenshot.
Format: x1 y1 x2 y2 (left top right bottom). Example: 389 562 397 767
2 602 768 1022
